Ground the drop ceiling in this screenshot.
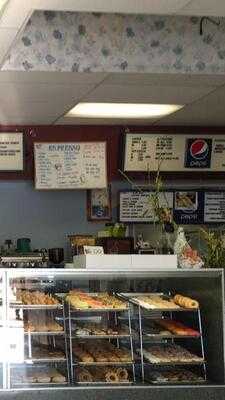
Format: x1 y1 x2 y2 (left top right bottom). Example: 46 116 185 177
0 2 225 126
0 71 223 126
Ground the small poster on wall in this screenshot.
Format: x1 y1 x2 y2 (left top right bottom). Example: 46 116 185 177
0 132 23 171
87 185 112 221
173 191 205 225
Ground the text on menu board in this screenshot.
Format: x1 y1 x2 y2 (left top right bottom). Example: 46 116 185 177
123 133 225 172
119 190 225 224
34 142 107 189
0 133 23 171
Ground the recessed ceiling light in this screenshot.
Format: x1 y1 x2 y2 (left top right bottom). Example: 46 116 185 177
65 103 183 119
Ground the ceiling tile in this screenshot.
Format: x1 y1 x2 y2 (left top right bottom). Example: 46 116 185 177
105 73 225 87
0 115 55 125
179 0 225 16
0 0 32 28
34 0 191 14
84 83 216 104
0 82 95 102
0 71 108 85
56 116 157 126
0 27 18 63
155 85 225 126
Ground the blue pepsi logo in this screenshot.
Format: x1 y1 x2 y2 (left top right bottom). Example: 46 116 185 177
190 139 209 160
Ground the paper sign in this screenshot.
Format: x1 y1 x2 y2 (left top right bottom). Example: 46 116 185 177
34 142 107 189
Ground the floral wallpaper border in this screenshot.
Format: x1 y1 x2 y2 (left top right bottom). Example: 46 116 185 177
2 11 225 74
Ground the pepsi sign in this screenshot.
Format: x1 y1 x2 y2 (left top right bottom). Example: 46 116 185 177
185 138 212 169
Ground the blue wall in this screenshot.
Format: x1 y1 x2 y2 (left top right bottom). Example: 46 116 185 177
0 179 223 260
0 180 127 258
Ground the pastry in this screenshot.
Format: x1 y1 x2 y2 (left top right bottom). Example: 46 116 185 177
105 369 119 383
76 368 93 382
17 290 59 305
116 368 129 381
73 341 132 364
174 294 199 309
156 319 200 336
140 344 203 364
51 371 66 383
66 291 126 310
132 295 180 310
35 372 51 384
151 369 204 383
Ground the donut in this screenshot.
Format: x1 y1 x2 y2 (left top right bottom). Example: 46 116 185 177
105 370 119 383
116 368 129 381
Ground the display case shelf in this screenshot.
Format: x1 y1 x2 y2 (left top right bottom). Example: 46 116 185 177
73 361 134 367
10 304 63 310
24 331 65 336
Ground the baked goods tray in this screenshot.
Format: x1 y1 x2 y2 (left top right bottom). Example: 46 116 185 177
10 303 63 310
148 378 206 385
24 357 67 363
76 381 133 386
117 293 199 312
12 381 68 387
73 361 134 366
72 334 130 339
143 360 206 366
143 333 201 339
68 307 128 313
24 331 65 336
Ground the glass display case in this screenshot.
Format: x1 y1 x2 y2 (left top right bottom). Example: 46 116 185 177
0 267 223 397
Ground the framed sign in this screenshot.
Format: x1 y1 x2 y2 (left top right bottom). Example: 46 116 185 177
123 133 225 172
119 190 173 223
34 142 107 189
0 132 23 171
87 185 112 221
119 189 225 225
173 191 204 225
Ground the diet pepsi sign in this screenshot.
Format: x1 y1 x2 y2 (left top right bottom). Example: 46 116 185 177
185 138 212 169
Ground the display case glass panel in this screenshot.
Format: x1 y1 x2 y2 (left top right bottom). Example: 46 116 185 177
0 268 224 390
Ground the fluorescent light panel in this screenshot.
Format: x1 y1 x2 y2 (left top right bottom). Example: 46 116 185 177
0 0 8 13
65 103 183 119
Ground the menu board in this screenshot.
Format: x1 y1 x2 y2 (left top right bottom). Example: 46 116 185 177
204 192 225 223
34 142 107 189
0 132 23 171
119 191 173 223
119 190 225 224
124 133 225 172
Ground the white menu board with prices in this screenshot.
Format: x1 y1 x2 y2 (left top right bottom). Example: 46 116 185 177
0 132 23 171
119 191 173 223
123 133 225 172
204 192 225 223
34 142 107 189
